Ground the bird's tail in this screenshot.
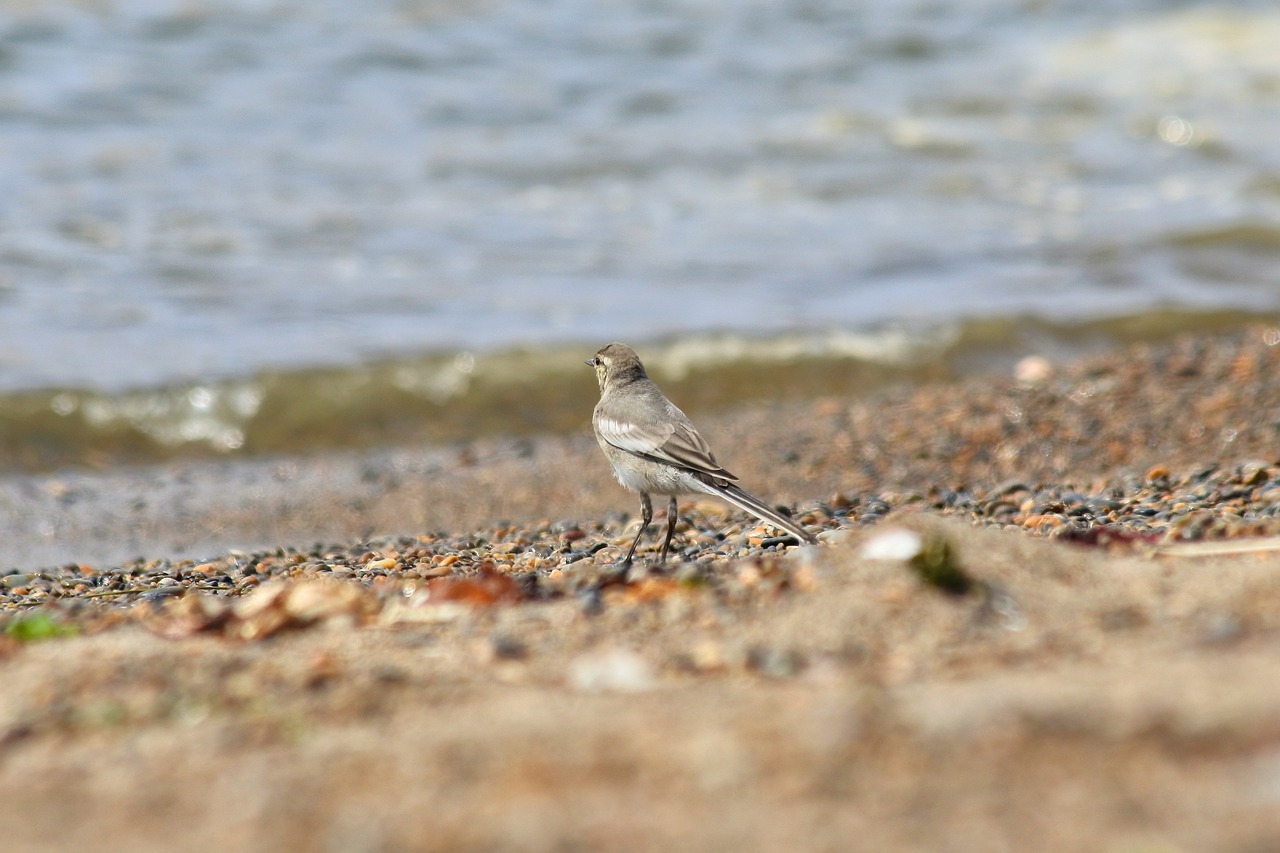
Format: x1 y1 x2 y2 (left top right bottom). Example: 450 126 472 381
708 482 816 544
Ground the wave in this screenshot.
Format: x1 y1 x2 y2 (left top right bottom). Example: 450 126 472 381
1 309 1274 474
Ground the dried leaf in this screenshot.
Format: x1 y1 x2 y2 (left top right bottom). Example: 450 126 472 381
231 578 372 640
423 568 522 607
282 578 370 623
618 577 682 604
143 593 231 639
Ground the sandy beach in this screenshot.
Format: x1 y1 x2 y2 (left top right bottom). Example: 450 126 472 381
3 327 1280 851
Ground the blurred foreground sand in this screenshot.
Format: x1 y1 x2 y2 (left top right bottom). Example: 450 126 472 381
3 329 1280 851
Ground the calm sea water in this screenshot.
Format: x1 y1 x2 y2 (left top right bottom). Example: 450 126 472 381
0 0 1278 466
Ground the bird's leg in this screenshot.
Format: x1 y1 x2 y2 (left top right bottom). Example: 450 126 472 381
658 495 679 566
621 492 653 568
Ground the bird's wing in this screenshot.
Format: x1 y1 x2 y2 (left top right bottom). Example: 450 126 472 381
594 413 673 457
596 413 737 483
654 421 737 481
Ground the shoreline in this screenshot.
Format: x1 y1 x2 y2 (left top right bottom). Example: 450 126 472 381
3 307 1274 477
5 323 1280 573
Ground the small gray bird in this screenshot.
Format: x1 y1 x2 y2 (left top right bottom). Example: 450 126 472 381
587 342 817 568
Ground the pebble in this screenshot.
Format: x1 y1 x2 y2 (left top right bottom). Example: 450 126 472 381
5 328 1280 626
746 646 806 679
568 647 656 693
1 455 1274 622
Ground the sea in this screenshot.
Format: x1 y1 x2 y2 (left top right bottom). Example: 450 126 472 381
1 0 1279 472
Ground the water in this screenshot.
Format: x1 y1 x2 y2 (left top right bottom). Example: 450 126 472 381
1 0 1279 467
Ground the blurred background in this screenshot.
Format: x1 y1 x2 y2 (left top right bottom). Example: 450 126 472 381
1 0 1278 472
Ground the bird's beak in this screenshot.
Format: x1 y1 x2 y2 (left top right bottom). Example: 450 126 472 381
585 357 597 367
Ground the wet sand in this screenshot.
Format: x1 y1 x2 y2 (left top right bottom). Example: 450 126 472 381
3 327 1280 851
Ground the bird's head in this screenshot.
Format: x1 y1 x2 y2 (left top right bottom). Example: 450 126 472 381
586 342 646 391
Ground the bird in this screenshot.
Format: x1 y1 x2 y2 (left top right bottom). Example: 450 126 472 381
586 342 816 568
